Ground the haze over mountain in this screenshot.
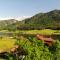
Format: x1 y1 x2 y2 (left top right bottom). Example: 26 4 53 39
0 16 30 21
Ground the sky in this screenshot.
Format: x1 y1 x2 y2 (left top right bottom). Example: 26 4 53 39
0 0 60 20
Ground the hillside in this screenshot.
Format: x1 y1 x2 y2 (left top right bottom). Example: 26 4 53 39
17 9 60 30
0 19 18 30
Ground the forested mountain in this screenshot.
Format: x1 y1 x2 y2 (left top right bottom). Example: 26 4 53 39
17 9 60 30
0 9 60 30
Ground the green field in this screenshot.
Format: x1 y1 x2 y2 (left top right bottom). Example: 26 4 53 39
0 37 16 53
16 29 60 35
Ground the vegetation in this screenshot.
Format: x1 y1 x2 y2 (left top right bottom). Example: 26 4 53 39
16 10 60 30
16 36 60 60
0 10 60 60
0 37 16 52
0 34 60 60
17 29 60 35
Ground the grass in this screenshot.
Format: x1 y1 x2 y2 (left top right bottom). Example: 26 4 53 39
17 29 60 35
1 29 60 35
0 37 16 53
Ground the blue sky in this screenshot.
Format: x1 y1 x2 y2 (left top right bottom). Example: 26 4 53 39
0 0 60 20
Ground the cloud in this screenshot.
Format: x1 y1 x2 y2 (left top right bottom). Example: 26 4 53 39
16 16 31 21
0 16 31 21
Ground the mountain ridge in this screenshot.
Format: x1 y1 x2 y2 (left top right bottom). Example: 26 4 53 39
0 9 60 30
16 9 60 30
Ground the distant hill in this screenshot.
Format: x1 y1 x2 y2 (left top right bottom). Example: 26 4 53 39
16 9 60 30
0 19 18 30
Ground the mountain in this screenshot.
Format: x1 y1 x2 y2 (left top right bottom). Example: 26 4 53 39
16 9 60 30
0 19 18 30
0 9 60 31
